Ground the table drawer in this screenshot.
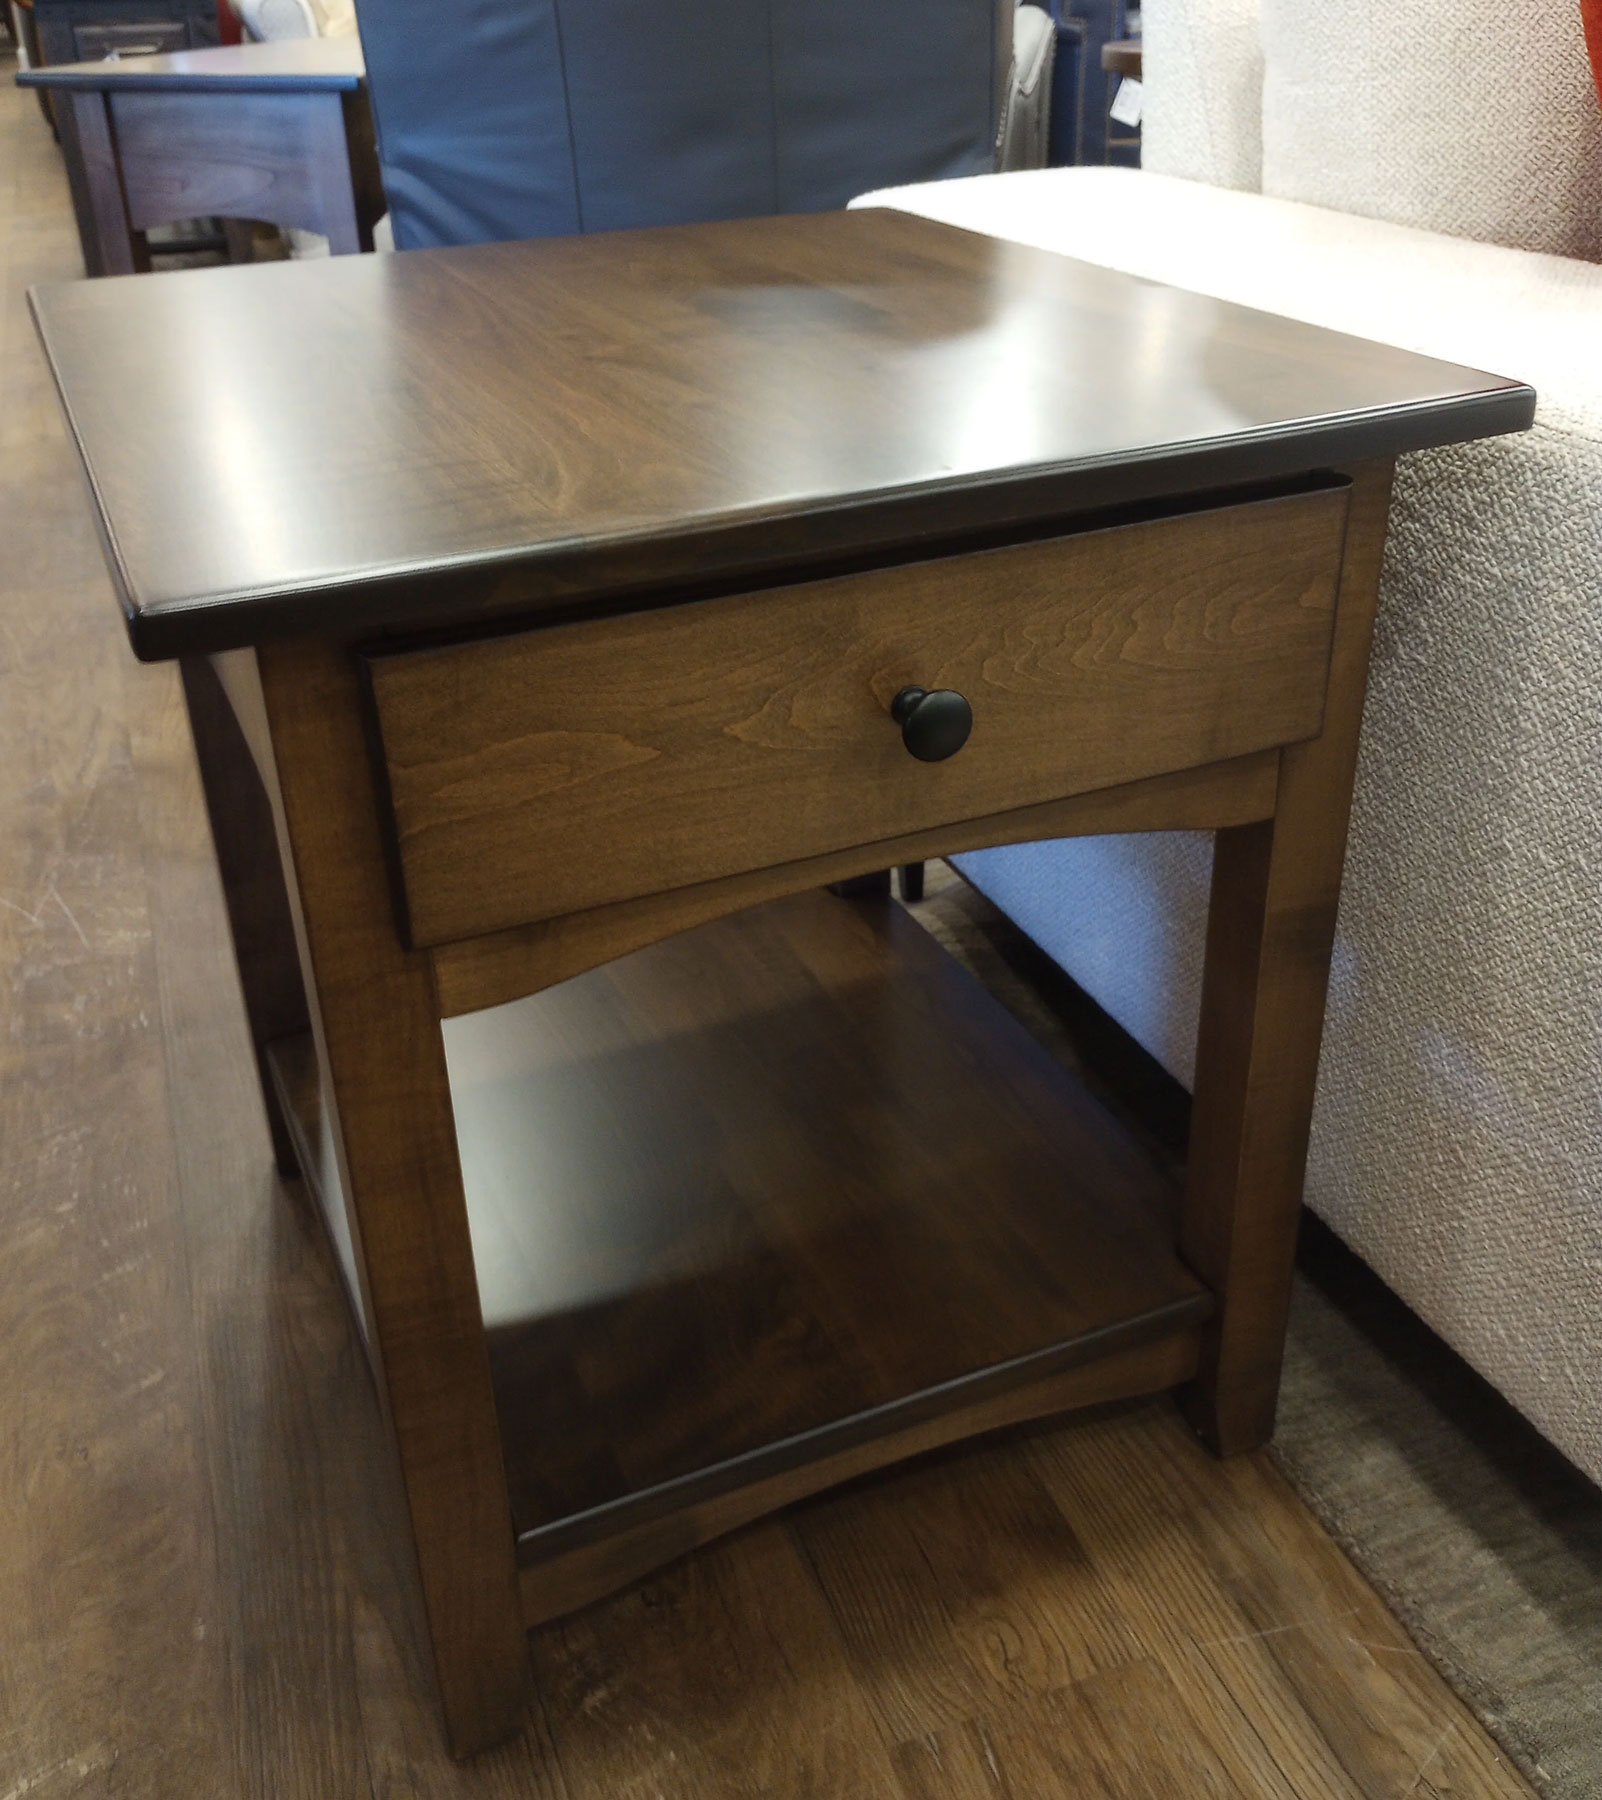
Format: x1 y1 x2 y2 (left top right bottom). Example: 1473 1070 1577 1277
71 18 189 55
365 483 1349 948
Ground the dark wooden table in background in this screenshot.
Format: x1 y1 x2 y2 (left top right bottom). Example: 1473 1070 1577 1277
30 0 217 64
29 207 1532 1756
1102 35 1143 77
18 36 380 275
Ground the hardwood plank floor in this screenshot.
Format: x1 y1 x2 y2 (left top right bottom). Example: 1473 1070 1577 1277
0 57 1536 1798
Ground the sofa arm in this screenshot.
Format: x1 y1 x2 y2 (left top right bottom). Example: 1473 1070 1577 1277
1141 0 1264 191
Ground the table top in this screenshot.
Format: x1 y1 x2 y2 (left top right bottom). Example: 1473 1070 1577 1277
30 207 1533 660
17 35 364 92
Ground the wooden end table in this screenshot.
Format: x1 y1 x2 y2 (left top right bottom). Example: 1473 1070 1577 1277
30 209 1532 1755
28 0 218 64
17 36 380 276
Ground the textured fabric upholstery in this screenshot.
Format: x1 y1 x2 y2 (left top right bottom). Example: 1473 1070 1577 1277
1259 0 1602 262
854 165 1602 1483
356 0 1005 251
1140 0 1262 189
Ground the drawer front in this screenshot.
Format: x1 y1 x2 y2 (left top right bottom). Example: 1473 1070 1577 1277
72 19 190 55
366 484 1349 948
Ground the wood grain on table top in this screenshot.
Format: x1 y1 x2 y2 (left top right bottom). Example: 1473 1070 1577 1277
29 207 1532 658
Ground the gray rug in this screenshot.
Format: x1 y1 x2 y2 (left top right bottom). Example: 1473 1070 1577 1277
904 862 1602 1800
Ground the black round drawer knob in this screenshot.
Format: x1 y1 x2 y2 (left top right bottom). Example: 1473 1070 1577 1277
890 686 973 763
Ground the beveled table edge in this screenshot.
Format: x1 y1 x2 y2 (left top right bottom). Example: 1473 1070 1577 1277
16 37 364 91
29 269 1533 661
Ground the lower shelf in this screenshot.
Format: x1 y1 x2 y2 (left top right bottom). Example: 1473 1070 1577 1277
269 887 1211 1620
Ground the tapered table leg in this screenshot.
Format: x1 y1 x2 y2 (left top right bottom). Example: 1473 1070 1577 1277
1180 459 1395 1455
63 91 139 276
179 656 309 1178
253 638 529 1757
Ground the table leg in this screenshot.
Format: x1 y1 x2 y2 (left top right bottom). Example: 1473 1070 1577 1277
1179 459 1394 1455
341 85 385 252
254 638 528 1756
300 90 363 254
179 656 308 1177
62 91 139 277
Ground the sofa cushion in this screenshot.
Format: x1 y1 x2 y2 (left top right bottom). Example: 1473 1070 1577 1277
1259 0 1602 262
1141 0 1264 191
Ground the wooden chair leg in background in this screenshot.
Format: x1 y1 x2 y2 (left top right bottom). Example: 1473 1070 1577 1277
827 869 892 899
827 864 926 902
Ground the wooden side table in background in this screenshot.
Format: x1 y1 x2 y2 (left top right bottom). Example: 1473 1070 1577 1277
30 0 217 63
18 36 381 275
26 0 217 168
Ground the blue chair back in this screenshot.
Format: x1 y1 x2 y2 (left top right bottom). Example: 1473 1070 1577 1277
357 0 1007 248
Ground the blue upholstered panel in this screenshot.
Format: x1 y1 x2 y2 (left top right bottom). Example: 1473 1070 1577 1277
360 0 582 247
359 0 1001 250
771 0 998 211
558 2 777 230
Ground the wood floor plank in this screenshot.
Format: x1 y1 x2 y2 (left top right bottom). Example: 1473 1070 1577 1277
1190 1442 1547 1786
1198 1620 1524 1800
0 641 228 1798
797 1417 1308 1800
894 1721 1016 1800
1028 1402 1533 1799
126 661 377 1795
530 1524 905 1800
794 1440 1141 1744
0 65 234 1800
889 1659 1290 1800
1183 1457 1535 1798
1025 1414 1366 1800
1135 1413 1530 1800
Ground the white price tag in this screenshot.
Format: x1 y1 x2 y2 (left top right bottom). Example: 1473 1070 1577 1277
1109 76 1144 129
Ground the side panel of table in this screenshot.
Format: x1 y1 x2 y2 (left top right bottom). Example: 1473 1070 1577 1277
111 86 368 250
40 76 377 276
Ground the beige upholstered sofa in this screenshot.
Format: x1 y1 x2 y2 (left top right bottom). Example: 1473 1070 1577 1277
858 0 1602 1483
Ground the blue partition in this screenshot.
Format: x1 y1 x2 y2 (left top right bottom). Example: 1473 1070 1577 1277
356 0 1005 250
